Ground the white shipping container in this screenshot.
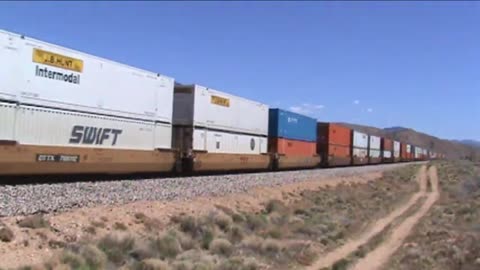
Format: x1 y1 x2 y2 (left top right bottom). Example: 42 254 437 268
394 141 400 152
393 141 400 158
192 128 267 154
0 102 15 141
173 84 269 136
369 149 381 158
406 144 411 153
415 147 422 158
14 105 172 150
369 135 381 150
353 131 368 148
353 148 368 158
383 151 392 158
0 30 174 123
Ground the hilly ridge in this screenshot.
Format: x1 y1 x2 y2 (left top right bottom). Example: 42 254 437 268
337 122 479 160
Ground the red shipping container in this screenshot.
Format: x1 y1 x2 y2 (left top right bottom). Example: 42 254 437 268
382 138 393 151
268 137 316 156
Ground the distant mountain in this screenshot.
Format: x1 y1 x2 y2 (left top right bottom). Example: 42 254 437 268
336 122 479 160
453 140 480 149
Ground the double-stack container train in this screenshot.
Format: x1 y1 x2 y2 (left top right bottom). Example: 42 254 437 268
268 109 320 169
0 30 440 177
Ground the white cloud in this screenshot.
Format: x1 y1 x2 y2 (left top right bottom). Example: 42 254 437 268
289 106 311 115
353 100 360 105
367 108 373 113
288 103 325 116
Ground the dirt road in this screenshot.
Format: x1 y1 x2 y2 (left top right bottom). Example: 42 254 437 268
306 164 430 270
351 165 439 270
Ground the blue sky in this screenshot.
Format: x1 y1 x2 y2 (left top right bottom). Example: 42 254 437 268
0 1 478 140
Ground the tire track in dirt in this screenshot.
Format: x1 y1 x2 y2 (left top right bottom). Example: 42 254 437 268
306 165 429 270
351 165 439 270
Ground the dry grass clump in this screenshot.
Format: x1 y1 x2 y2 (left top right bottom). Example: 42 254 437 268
83 225 97 235
17 214 50 229
113 222 128 231
261 239 282 255
137 258 170 270
214 212 233 232
0 223 14 242
135 212 162 231
91 220 106 229
151 232 182 259
265 199 286 214
209 238 233 257
60 250 85 269
292 243 318 266
80 244 107 269
98 233 135 265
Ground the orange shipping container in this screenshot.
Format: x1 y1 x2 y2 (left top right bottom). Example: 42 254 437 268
268 137 316 156
317 123 352 166
401 143 408 159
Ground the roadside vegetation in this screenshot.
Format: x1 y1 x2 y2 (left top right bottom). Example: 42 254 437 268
13 165 420 270
388 161 480 270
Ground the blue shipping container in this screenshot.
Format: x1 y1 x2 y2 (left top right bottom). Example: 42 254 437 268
268 108 317 142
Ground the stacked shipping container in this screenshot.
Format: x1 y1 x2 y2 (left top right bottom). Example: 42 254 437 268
268 109 319 169
393 141 401 162
352 130 369 165
317 123 352 167
369 135 382 164
381 138 393 163
173 84 270 172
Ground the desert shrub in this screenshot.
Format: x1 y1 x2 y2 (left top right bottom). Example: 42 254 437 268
209 238 233 256
138 258 170 270
231 213 245 223
261 239 282 254
136 213 162 231
98 233 135 265
228 225 244 243
81 244 107 269
18 215 49 229
84 226 97 235
152 233 182 259
215 205 236 217
242 258 260 270
265 200 286 214
91 220 106 229
171 261 194 270
214 213 232 232
294 244 318 266
200 228 215 249
179 216 197 235
241 236 263 252
331 258 350 270
60 250 85 269
245 214 267 231
114 222 128 231
177 233 196 251
0 225 14 242
134 212 148 221
266 227 284 239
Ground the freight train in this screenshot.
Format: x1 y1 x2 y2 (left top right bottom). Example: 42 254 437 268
0 30 442 176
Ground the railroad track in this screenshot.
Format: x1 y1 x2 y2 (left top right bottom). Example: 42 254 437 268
0 162 424 217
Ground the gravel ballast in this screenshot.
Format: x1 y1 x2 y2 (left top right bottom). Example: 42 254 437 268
0 163 419 217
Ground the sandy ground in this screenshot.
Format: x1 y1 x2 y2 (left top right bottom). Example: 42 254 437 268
0 171 381 269
351 165 439 270
306 164 429 270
